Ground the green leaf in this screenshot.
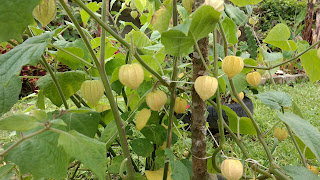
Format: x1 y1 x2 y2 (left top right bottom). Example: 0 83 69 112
99 120 117 150
152 7 172 33
225 4 248 26
36 90 45 110
221 17 238 45
56 47 84 70
0 114 40 131
137 80 153 97
263 24 297 51
242 58 257 74
180 159 193 178
107 155 125 174
222 106 256 135
244 26 257 59
0 31 55 84
60 111 100 138
161 29 194 56
277 112 320 163
5 126 68 179
223 73 248 94
125 31 152 55
141 124 167 145
282 165 320 180
80 2 101 26
0 164 15 178
261 48 283 62
58 130 107 180
171 160 190 180
130 138 154 157
300 49 320 83
54 39 92 62
105 58 125 75
255 91 292 110
295 135 316 159
189 5 221 41
37 71 86 107
0 0 42 42
229 0 262 7
165 148 175 169
292 101 303 118
0 75 22 116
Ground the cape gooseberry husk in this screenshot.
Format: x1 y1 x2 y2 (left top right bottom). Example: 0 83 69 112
33 0 57 27
222 56 244 78
237 30 241 38
308 165 319 175
80 80 104 106
273 127 288 141
174 97 188 114
204 0 224 12
246 72 262 87
233 92 244 103
146 90 168 111
130 10 138 19
136 108 151 131
119 63 144 90
145 168 172 180
194 76 218 101
221 159 243 180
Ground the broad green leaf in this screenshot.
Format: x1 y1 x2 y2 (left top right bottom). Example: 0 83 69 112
277 112 320 163
80 2 101 26
161 29 194 56
182 0 193 13
222 106 256 135
0 0 42 42
134 0 147 12
56 47 84 70
99 120 117 150
141 124 167 145
130 138 154 157
292 101 303 118
282 165 319 180
263 24 297 51
177 4 190 20
221 17 238 45
32 109 47 121
255 91 292 110
165 148 175 169
111 80 123 95
0 75 22 116
137 81 153 97
0 31 55 84
171 160 190 180
37 71 86 107
36 90 45 110
107 155 125 174
261 48 283 62
0 114 40 131
105 58 125 75
58 130 107 180
300 49 320 83
151 7 172 33
295 135 316 159
225 4 248 26
180 159 193 178
125 31 152 55
242 58 257 74
0 164 15 178
229 0 262 7
223 73 248 94
5 126 68 179
189 5 221 41
60 111 100 138
54 39 92 62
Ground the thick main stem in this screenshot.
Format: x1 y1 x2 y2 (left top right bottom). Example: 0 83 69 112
58 1 135 179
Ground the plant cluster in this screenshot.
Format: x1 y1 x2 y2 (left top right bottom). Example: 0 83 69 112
0 0 319 180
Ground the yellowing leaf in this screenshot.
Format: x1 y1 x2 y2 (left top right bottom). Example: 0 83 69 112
145 168 172 180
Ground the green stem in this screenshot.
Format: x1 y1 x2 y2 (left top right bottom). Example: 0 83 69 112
41 55 69 109
74 93 89 108
285 123 307 167
218 21 228 56
70 95 82 108
163 57 179 180
58 0 135 179
262 120 281 137
0 127 49 158
49 43 95 68
211 29 225 173
229 78 274 164
244 40 320 70
163 1 178 178
73 0 169 87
